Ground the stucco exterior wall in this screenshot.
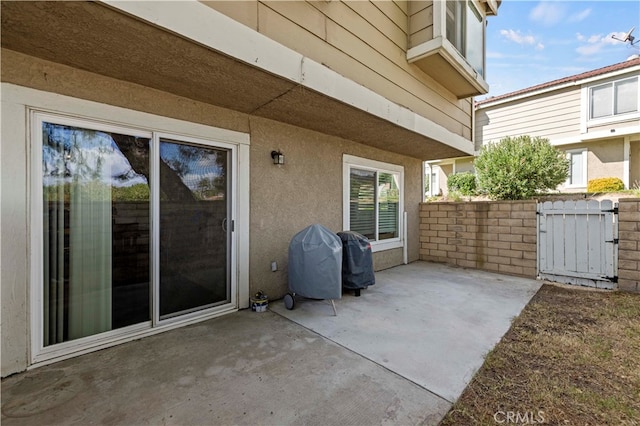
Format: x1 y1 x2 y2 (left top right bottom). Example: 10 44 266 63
1 51 421 376
559 139 625 188
454 158 475 173
631 140 640 187
250 117 421 299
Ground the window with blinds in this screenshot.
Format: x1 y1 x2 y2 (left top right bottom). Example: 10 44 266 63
344 156 403 250
349 168 376 239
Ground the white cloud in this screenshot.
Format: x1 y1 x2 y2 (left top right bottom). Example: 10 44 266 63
605 32 628 45
576 33 585 42
529 2 567 26
576 43 603 56
576 32 629 57
500 30 536 45
587 34 602 43
536 43 545 51
568 8 591 23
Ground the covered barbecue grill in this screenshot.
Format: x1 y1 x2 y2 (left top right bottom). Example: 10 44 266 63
284 224 342 315
337 231 375 296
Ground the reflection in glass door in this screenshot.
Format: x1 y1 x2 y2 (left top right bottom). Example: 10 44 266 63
42 122 151 346
158 139 230 319
39 114 235 353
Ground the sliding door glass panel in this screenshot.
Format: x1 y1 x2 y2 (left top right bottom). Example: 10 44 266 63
42 122 151 346
159 139 229 319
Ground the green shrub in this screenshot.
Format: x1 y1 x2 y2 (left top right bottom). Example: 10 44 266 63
446 191 463 202
447 172 477 196
474 136 569 200
587 177 625 193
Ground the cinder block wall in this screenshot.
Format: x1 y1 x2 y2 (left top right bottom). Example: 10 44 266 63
419 201 537 278
618 199 640 293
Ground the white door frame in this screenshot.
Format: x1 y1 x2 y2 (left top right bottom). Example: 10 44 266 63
22 85 250 367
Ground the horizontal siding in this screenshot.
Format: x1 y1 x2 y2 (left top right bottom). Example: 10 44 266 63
339 0 407 49
476 88 581 143
202 1 257 30
393 0 408 15
206 0 473 142
408 1 433 49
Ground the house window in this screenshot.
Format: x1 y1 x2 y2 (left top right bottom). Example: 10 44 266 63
343 155 404 252
589 77 639 120
565 149 587 187
445 0 485 77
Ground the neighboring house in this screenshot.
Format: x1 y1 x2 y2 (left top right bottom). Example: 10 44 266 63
1 0 499 376
426 57 640 196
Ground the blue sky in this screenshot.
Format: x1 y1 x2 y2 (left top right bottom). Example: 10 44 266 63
483 0 640 99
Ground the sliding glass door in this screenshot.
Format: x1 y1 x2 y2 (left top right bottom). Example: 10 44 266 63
39 115 234 349
158 139 230 319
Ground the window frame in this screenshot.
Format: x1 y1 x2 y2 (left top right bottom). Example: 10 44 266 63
564 149 588 189
437 0 487 78
586 76 640 126
343 155 404 253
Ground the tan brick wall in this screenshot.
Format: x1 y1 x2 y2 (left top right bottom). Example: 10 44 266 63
419 201 537 278
420 199 640 292
618 199 640 293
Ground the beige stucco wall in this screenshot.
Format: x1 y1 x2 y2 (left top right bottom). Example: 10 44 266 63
454 158 475 173
631 140 640 187
1 50 421 376
250 117 422 299
559 139 625 189
438 164 454 196
587 139 625 181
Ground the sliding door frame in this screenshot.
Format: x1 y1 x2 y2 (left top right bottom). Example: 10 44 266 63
27 92 249 367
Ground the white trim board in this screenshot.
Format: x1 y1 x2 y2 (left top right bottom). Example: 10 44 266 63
550 125 640 146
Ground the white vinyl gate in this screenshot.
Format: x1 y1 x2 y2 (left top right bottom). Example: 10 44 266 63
537 200 618 289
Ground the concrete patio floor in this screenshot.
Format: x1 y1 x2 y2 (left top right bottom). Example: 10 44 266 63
1 262 542 425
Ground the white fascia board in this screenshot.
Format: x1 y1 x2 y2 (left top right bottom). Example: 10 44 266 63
550 125 640 146
104 1 474 155
578 67 640 86
477 81 580 110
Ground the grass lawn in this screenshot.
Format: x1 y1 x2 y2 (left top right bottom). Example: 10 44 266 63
441 284 640 425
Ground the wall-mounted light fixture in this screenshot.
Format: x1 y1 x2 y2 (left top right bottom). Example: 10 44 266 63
271 150 285 165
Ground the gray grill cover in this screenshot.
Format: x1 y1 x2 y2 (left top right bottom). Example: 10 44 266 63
288 224 342 300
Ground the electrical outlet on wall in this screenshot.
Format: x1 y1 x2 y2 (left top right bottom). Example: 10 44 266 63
271 261 278 272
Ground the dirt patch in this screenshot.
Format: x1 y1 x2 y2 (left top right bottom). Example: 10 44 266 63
441 284 640 425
